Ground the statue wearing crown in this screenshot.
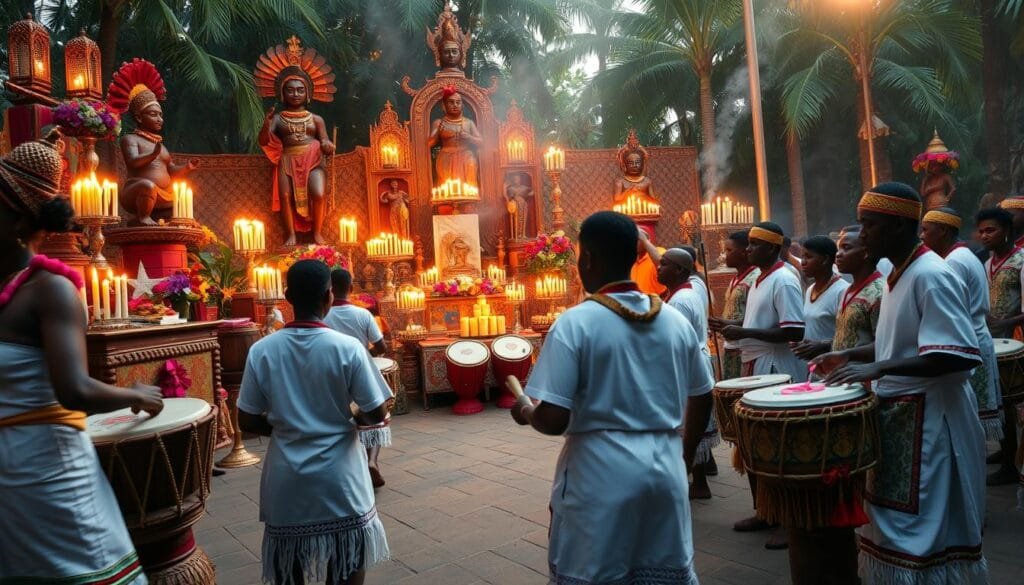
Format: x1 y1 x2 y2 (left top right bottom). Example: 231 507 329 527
108 59 200 226
614 129 657 205
254 36 337 246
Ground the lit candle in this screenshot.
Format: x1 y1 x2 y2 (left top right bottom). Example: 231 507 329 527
120 275 129 318
460 317 471 338
468 317 479 337
90 267 100 321
101 278 110 320
113 275 122 319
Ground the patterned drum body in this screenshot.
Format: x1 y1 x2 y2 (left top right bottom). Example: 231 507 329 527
994 338 1024 404
491 335 534 409
374 356 405 414
734 385 879 530
713 374 790 444
445 340 490 415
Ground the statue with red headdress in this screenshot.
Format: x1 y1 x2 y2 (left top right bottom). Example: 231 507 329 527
254 36 337 246
107 59 200 225
427 84 482 188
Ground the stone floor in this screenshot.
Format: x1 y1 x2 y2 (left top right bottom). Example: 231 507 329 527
198 404 1024 585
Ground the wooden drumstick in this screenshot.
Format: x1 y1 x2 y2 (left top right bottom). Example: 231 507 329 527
505 375 533 409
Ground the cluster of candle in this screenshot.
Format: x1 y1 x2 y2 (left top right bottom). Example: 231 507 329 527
431 178 480 201
396 287 425 311
171 182 195 219
253 265 284 300
459 297 507 338
70 174 117 218
613 193 661 217
504 281 526 302
380 144 400 168
701 197 754 225
543 146 566 172
536 274 568 298
485 264 506 284
338 217 358 244
366 232 413 257
233 219 266 252
506 138 527 163
419 266 440 288
89 267 129 321
533 308 565 327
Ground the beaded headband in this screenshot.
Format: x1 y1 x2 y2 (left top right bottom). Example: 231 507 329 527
749 226 784 246
922 210 962 230
857 192 922 221
999 197 1024 210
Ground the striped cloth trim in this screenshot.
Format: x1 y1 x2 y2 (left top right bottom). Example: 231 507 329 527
0 552 143 585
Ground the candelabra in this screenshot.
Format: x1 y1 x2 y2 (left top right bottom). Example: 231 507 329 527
78 215 120 269
508 298 525 333
366 253 413 301
337 241 359 275
546 169 565 232
217 394 261 468
237 249 264 293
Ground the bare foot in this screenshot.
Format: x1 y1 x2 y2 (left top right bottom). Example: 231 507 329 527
369 465 385 489
764 526 788 550
138 215 158 226
283 233 297 247
733 516 771 532
313 232 326 245
689 482 712 500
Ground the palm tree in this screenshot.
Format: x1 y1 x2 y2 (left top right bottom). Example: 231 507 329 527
779 0 981 190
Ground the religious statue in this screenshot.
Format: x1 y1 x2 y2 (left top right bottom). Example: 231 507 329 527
504 173 534 240
426 3 471 73
107 59 199 225
379 179 411 238
254 36 337 246
913 130 958 211
614 129 657 205
441 231 476 278
427 85 482 188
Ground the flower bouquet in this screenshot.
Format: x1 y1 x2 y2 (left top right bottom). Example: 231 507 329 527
431 276 503 297
912 151 960 174
280 244 349 272
522 231 574 274
153 272 201 319
53 99 121 140
191 241 246 317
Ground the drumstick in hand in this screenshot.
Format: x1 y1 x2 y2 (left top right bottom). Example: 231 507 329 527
505 375 533 409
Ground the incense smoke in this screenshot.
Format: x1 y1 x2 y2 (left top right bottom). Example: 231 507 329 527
700 66 750 201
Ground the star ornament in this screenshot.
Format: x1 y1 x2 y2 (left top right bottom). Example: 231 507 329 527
128 262 163 298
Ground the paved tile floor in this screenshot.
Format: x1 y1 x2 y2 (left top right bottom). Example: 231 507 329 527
199 404 1024 584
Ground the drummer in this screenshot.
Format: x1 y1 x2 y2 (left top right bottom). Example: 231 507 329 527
998 194 1024 247
921 208 1002 442
977 206 1024 485
325 268 390 488
238 260 391 585
0 131 163 583
790 236 848 362
510 211 714 584
657 248 719 500
717 230 761 379
816 182 987 585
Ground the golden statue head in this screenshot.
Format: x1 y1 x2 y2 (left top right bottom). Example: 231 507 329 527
617 129 649 178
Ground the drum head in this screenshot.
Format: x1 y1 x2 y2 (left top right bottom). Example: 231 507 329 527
993 338 1024 357
373 356 397 373
492 335 533 360
87 397 211 441
715 373 791 391
740 383 865 409
446 340 490 367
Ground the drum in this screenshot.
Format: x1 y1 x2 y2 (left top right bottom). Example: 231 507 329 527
734 384 879 531
88 398 217 584
373 356 406 415
713 373 791 444
445 340 490 415
994 338 1024 404
491 334 535 409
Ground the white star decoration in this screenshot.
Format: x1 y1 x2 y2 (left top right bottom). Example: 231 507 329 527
128 262 163 298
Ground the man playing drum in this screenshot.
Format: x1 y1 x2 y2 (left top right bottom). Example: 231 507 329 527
816 182 987 585
510 211 714 584
325 268 391 488
238 260 391 585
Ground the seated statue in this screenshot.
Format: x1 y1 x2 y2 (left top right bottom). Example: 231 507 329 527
614 129 657 205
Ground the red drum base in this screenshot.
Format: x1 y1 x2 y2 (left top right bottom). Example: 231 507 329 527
445 340 490 416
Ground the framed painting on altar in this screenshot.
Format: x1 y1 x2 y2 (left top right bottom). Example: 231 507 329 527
432 214 481 279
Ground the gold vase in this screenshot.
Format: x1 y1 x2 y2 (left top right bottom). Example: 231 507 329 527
77 136 99 176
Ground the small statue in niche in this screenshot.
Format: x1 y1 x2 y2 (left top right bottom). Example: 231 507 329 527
504 173 534 240
379 179 411 238
614 129 657 205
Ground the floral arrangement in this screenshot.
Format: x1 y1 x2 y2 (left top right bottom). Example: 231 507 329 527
157 359 192 399
912 150 960 174
191 241 245 316
280 244 349 271
522 231 574 274
351 292 379 309
153 271 200 305
53 99 121 139
432 276 503 297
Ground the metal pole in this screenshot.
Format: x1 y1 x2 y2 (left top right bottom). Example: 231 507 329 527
859 17 878 187
742 0 770 221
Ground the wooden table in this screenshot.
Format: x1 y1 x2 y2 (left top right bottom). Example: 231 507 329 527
417 332 543 410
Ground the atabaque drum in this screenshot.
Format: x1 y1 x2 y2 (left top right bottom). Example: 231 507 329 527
713 373 791 444
491 334 535 409
734 383 879 531
445 340 490 415
994 338 1024 404
373 356 405 415
88 398 217 584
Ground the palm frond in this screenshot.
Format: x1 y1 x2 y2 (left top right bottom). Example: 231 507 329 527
781 48 847 138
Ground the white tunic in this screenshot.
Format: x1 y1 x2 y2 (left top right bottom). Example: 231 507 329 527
739 262 806 381
526 291 713 584
802 277 849 341
668 284 719 463
324 303 384 346
860 249 987 585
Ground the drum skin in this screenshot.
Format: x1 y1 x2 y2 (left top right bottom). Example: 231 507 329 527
994 338 1024 404
713 374 791 444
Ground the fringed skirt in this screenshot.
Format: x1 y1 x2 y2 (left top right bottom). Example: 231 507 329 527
358 414 392 449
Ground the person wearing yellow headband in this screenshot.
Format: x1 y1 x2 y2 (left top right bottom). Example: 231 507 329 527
815 182 987 585
997 194 1024 247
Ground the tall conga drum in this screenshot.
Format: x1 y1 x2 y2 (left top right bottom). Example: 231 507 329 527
491 334 534 408
373 356 406 414
713 373 791 444
445 340 490 415
87 398 217 584
994 338 1024 405
734 383 879 531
